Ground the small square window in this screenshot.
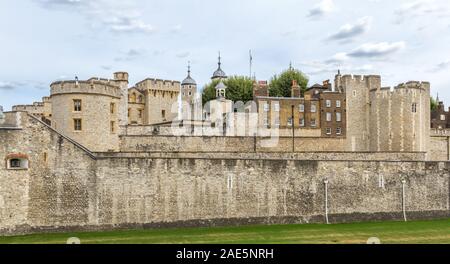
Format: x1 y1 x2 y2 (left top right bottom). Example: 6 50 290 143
311 118 316 127
440 115 446 121
336 127 342 135
326 128 332 135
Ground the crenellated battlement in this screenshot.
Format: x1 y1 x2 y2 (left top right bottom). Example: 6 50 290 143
135 78 181 92
341 74 381 83
50 79 122 98
371 81 430 94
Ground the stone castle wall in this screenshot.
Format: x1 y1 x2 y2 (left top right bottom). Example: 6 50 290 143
0 113 448 235
119 135 347 152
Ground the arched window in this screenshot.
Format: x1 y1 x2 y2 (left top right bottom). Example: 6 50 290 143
6 154 29 170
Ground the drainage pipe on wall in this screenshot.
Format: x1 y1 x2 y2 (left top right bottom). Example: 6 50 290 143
401 179 407 222
324 179 329 224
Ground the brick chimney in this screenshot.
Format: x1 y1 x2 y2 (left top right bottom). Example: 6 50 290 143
291 80 301 98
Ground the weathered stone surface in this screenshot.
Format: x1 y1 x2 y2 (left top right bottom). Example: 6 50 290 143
0 113 448 236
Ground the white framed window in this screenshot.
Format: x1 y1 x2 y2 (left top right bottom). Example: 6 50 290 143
263 117 269 126
326 112 332 122
326 128 332 135
299 118 305 127
263 103 270 112
274 117 280 126
311 118 316 127
336 127 342 135
273 102 280 112
336 112 341 122
441 115 446 121
287 117 293 127
311 104 317 113
326 100 331 108
336 100 341 108
299 104 305 112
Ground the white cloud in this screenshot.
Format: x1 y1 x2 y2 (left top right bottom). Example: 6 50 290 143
308 0 334 18
346 42 406 58
394 0 450 24
34 0 155 34
327 17 372 41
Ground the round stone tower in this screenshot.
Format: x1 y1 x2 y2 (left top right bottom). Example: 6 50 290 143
50 78 122 152
113 72 129 129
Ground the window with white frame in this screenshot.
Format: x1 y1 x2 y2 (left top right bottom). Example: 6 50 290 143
311 104 317 113
287 117 293 127
263 103 270 112
336 100 341 108
336 112 341 122
336 127 342 135
311 118 316 127
326 128 332 135
273 102 280 112
274 117 280 126
299 118 305 127
326 100 331 108
299 104 305 112
326 112 332 122
263 117 269 126
441 115 446 121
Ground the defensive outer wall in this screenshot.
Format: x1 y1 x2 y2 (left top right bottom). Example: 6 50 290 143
0 112 449 235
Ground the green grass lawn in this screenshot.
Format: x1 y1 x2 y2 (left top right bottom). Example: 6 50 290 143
0 219 449 244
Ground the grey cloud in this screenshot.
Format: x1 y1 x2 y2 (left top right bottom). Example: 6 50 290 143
114 49 144 62
327 17 372 41
176 52 190 59
429 60 450 73
0 82 16 90
347 42 406 58
307 0 334 18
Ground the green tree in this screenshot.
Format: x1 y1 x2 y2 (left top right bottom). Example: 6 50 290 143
269 68 309 97
431 97 438 111
202 76 254 104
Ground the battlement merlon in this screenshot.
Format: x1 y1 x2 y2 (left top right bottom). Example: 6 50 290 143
135 78 181 92
372 81 431 93
50 80 122 99
337 74 382 91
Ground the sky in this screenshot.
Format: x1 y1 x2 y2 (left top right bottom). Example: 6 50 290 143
1 0 450 111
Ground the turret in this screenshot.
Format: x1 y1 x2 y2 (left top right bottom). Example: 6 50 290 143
114 72 129 128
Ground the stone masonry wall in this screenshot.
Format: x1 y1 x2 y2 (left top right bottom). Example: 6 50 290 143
0 113 449 235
